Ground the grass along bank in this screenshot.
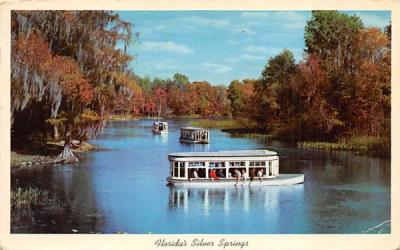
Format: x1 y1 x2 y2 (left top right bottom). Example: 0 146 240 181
298 136 390 156
191 119 259 131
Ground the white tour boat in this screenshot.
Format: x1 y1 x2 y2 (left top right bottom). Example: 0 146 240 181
167 150 304 187
179 127 210 144
153 121 168 134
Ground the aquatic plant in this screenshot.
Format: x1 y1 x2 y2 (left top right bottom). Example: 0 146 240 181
298 136 390 156
11 187 51 209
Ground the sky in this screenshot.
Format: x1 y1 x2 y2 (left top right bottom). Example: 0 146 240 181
117 11 391 85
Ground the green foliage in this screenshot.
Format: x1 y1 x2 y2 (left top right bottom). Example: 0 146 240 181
260 49 297 86
305 10 363 69
173 73 189 87
253 49 298 131
227 80 243 117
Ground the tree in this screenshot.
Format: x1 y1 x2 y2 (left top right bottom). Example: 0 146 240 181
384 23 391 43
296 55 342 139
254 49 297 131
349 27 390 136
11 11 136 163
304 11 363 71
173 73 189 88
227 80 243 117
153 87 167 118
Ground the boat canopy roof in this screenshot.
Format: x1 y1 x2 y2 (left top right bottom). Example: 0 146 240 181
154 121 168 124
169 150 277 158
181 127 207 131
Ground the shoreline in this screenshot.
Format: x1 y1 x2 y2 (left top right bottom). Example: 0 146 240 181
191 119 390 157
11 140 98 169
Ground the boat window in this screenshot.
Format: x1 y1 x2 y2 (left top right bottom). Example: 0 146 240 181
174 163 179 177
179 162 185 178
188 162 205 167
250 161 266 166
209 162 225 168
229 162 245 167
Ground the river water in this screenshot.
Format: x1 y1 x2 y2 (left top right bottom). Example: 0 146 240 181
11 119 391 234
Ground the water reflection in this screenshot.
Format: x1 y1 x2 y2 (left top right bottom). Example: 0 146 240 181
153 133 169 144
168 185 304 217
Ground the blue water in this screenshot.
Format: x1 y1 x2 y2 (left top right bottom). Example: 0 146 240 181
11 119 391 233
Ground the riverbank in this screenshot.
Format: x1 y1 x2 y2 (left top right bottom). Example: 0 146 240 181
191 118 259 131
298 136 390 157
191 119 390 157
11 140 97 168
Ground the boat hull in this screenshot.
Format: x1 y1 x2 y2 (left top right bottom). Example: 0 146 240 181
179 138 209 144
153 130 168 134
167 174 304 187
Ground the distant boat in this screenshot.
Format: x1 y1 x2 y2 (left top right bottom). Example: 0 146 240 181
179 127 210 144
166 150 304 187
153 122 168 134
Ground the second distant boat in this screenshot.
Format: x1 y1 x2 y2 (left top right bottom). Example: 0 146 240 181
179 127 210 144
153 121 168 134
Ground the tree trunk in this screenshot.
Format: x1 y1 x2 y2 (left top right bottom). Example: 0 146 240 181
54 124 60 141
57 131 79 163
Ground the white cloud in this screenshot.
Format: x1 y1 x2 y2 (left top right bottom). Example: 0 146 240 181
356 13 391 28
240 11 308 29
227 53 265 63
143 61 178 71
245 45 268 53
201 62 232 74
140 41 193 54
176 16 230 27
228 47 304 64
284 11 307 22
241 12 271 18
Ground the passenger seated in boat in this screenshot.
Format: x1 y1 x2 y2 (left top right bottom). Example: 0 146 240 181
241 169 247 185
217 169 225 178
189 169 198 181
234 169 241 185
257 169 263 183
249 168 255 184
210 169 219 180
